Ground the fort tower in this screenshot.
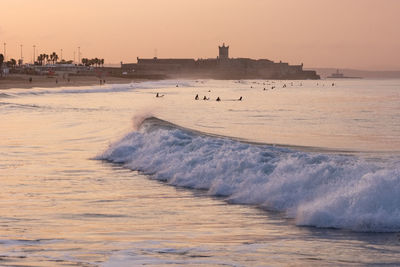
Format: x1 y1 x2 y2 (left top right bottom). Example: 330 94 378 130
218 43 229 60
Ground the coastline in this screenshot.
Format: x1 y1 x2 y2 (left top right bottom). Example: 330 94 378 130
0 74 135 90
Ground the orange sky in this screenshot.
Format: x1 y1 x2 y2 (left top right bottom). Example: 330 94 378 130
1 0 399 70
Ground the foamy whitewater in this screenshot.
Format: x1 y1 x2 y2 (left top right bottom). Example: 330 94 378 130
98 117 400 232
1 79 400 266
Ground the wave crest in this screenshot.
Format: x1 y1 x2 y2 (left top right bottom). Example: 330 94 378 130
98 117 400 232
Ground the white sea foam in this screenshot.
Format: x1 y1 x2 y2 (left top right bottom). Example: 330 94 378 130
98 117 400 232
7 80 196 97
8 84 131 96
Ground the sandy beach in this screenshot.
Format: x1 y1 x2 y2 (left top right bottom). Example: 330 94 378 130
0 74 134 90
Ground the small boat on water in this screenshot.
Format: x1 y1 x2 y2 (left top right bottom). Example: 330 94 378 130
327 69 361 79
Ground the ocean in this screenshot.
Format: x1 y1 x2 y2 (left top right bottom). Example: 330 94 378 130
1 79 400 266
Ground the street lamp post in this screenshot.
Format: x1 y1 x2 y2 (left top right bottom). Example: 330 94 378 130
20 44 23 63
78 46 80 65
33 45 36 64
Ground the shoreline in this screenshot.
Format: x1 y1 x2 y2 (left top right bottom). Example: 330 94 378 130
0 74 136 90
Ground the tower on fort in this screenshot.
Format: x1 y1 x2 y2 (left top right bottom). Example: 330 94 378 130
218 43 229 60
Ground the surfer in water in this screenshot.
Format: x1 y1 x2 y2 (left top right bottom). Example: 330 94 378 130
238 96 243 101
195 94 199 100
156 93 164 98
216 97 221 101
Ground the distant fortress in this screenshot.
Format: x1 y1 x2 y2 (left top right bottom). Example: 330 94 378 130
121 44 320 80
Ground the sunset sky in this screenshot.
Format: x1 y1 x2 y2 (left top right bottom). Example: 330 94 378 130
1 0 399 70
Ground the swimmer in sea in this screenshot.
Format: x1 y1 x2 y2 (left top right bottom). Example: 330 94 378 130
195 94 199 100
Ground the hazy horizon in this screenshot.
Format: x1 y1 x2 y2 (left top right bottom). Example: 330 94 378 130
2 0 400 71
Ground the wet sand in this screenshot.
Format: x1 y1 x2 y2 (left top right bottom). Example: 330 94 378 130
0 74 134 90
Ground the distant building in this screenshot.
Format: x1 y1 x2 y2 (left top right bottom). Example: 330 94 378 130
218 43 229 60
1 63 9 76
121 44 320 80
33 64 80 75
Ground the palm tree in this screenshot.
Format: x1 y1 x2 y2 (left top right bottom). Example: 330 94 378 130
49 52 58 64
51 52 58 64
81 58 88 66
37 54 45 65
9 58 17 68
100 58 104 67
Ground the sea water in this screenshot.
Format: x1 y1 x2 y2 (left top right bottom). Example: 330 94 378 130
1 79 400 266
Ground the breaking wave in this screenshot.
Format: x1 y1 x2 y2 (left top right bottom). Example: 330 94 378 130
8 80 195 97
97 117 400 232
0 92 13 98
